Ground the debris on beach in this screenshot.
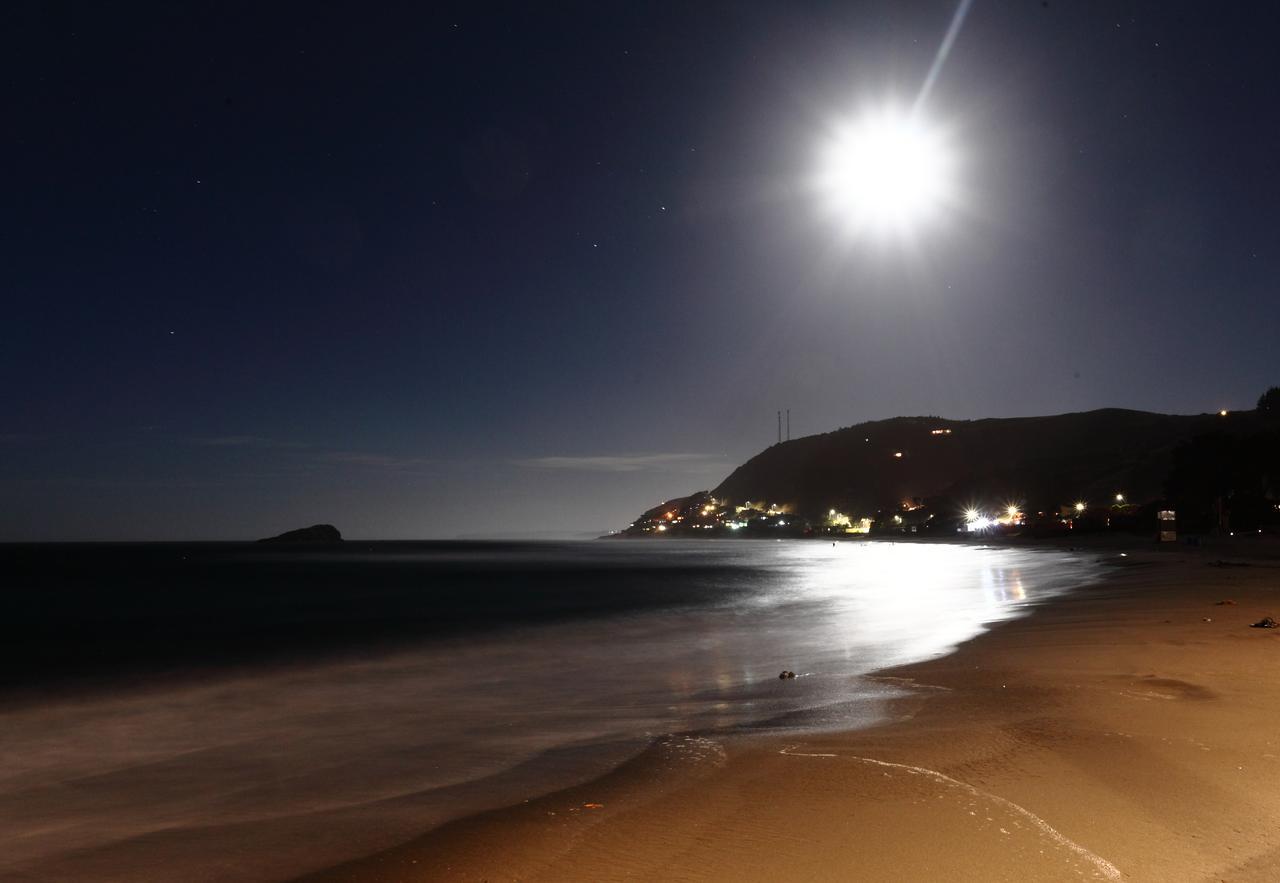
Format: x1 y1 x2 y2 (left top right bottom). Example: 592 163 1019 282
1249 617 1278 629
583 803 604 809
1216 599 1237 606
1202 617 1213 622
778 670 796 679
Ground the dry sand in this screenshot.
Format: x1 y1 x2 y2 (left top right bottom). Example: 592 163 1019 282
308 538 1280 882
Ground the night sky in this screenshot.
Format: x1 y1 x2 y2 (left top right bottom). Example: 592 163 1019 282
4 1 1278 540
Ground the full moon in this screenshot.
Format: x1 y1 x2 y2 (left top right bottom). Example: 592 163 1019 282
816 107 955 238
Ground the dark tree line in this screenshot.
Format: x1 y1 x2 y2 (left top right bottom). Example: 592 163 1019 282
1259 386 1280 414
1164 388 1280 531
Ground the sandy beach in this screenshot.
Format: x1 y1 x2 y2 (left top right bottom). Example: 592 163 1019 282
307 537 1280 882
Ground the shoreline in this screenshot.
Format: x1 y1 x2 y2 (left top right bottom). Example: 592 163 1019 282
304 534 1280 882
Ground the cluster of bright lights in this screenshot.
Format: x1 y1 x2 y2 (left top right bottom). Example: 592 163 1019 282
963 503 1024 532
997 504 1024 526
816 106 955 238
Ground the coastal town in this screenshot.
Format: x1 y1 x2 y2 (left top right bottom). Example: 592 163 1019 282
616 393 1280 542
617 489 1141 539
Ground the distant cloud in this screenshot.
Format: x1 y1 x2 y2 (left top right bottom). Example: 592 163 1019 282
517 453 726 473
191 438 717 476
318 451 434 470
188 436 434 472
190 435 307 448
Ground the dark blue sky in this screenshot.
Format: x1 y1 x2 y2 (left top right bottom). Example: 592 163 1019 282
4 1 1278 540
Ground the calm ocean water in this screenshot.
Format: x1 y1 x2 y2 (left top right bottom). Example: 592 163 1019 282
0 539 1098 881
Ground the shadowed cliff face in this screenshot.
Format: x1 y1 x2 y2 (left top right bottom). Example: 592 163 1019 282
628 408 1267 528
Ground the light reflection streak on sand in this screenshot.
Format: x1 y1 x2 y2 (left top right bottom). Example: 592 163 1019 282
778 744 1122 880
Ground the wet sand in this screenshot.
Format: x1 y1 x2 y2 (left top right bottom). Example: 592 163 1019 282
306 537 1280 882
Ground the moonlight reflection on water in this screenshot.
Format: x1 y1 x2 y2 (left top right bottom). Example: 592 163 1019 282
0 540 1096 881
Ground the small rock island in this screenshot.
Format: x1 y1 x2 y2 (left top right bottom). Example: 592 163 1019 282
256 524 343 545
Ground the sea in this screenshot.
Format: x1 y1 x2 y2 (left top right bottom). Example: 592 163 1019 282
0 539 1100 881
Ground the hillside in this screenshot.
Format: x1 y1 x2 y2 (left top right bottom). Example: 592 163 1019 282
618 408 1271 536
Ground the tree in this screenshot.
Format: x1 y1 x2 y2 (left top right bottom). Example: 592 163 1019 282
1259 386 1280 414
1165 429 1280 531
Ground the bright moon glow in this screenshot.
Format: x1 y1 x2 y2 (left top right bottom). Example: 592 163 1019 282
817 107 955 238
